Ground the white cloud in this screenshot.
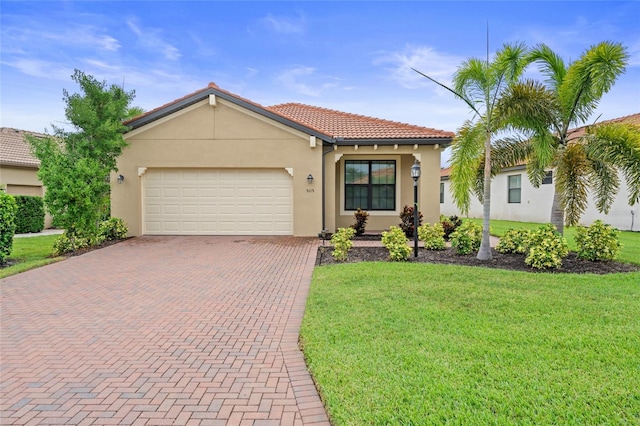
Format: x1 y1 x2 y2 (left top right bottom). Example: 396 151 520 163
126 18 181 61
260 12 306 34
2 58 73 81
375 45 462 91
275 66 339 97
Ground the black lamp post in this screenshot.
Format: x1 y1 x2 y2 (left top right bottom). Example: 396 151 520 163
411 160 421 257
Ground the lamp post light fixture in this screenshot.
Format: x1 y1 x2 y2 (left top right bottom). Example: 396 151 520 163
411 160 421 258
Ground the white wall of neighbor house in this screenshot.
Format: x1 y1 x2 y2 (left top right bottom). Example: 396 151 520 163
441 169 639 231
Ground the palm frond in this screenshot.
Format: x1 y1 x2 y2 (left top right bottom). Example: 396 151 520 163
498 79 559 133
525 44 567 89
587 157 619 213
559 41 628 128
556 144 590 226
449 120 485 214
585 122 640 205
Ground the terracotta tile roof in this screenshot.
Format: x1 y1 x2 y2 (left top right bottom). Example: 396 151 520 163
125 83 454 142
568 112 640 139
268 103 454 140
0 127 45 168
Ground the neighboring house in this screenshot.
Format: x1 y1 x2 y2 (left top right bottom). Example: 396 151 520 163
112 83 454 236
440 113 640 231
0 127 53 228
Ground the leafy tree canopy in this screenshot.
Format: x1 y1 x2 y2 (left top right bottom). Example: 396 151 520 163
27 70 135 240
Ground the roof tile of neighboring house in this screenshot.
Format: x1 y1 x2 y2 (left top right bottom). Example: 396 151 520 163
269 103 454 140
0 127 44 168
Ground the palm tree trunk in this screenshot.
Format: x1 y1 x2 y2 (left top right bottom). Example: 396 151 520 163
550 188 564 235
477 131 493 261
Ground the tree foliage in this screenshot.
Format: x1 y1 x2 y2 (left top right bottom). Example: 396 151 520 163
0 192 18 265
414 43 527 260
495 41 636 233
26 70 135 240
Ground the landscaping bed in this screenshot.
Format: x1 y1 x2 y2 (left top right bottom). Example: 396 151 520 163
316 244 640 274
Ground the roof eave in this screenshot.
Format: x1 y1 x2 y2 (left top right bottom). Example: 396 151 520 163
126 88 335 143
335 137 453 146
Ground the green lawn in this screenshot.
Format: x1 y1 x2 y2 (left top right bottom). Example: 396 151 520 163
0 235 63 278
467 218 640 265
301 263 640 424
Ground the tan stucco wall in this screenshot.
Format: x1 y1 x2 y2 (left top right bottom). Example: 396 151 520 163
330 145 443 232
112 98 323 237
0 165 54 228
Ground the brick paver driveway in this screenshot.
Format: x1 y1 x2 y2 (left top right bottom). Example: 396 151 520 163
1 236 330 425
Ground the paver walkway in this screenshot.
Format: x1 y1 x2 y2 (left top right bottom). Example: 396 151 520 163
1 236 330 425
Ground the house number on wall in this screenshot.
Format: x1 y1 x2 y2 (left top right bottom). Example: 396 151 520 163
306 188 314 193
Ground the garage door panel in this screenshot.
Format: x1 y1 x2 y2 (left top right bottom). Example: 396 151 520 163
144 169 292 235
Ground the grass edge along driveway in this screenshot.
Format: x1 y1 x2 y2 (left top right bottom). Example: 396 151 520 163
0 234 62 279
301 262 640 425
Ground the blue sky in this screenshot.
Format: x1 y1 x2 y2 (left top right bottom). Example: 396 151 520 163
2 1 639 165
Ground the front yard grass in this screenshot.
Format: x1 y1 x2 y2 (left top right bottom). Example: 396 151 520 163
0 235 62 278
301 263 640 424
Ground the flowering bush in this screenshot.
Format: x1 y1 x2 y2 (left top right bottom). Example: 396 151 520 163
331 227 356 262
575 220 621 261
417 223 446 250
450 221 482 255
496 228 531 254
524 224 569 269
382 226 412 261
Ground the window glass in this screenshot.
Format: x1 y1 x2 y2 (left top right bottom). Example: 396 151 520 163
440 182 444 204
542 171 553 185
508 175 521 203
345 160 396 210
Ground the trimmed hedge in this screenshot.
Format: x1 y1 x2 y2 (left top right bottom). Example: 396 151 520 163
13 195 45 234
0 192 18 265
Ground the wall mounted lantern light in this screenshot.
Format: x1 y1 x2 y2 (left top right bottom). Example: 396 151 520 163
117 174 125 184
307 174 314 184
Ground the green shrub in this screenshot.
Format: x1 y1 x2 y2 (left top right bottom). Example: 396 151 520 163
331 227 356 262
575 220 621 261
99 217 128 241
350 208 369 236
525 224 569 270
417 223 446 250
450 220 482 255
53 231 91 255
13 195 45 234
0 192 18 265
496 228 531 254
382 226 412 261
440 214 462 241
399 205 423 238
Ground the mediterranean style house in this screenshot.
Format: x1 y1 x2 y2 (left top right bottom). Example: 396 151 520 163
440 113 640 231
112 83 454 237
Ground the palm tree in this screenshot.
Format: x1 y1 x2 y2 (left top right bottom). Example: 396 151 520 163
413 42 527 260
495 41 638 234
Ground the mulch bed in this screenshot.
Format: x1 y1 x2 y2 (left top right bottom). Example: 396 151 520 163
316 241 640 275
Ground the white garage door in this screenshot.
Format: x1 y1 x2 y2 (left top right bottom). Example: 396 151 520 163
144 169 293 235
